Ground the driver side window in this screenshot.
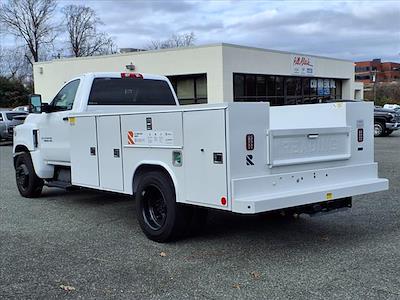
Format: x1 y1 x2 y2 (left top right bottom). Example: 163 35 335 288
51 79 80 111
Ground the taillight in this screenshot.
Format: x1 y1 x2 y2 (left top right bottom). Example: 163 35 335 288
246 134 254 150
121 73 143 79
357 128 364 142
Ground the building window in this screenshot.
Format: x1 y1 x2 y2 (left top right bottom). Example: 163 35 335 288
234 74 245 99
168 73 207 105
335 80 342 99
233 73 342 105
177 78 195 100
355 66 370 72
256 75 266 97
285 77 302 105
196 76 207 99
355 74 371 81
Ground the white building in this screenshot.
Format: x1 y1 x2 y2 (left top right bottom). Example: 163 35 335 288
33 43 363 104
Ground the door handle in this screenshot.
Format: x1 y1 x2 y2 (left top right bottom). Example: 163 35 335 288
62 117 69 121
307 134 319 139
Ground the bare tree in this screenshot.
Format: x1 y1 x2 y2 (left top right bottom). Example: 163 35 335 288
147 32 195 50
62 5 116 57
0 46 31 81
0 0 57 63
365 82 400 106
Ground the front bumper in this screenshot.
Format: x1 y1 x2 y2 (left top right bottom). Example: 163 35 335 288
231 163 388 214
386 122 400 130
1 128 12 140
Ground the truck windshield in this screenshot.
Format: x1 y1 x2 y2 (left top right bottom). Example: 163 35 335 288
88 78 176 105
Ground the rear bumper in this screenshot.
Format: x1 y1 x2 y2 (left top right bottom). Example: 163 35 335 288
231 163 388 214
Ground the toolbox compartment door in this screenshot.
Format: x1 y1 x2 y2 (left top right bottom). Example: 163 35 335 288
268 127 351 167
70 116 99 187
97 115 123 191
183 109 228 209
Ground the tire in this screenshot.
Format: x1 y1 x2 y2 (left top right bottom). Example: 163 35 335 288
15 152 44 198
135 171 191 242
374 122 385 137
384 129 393 136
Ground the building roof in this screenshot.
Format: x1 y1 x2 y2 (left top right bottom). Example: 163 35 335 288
34 43 353 65
356 59 400 64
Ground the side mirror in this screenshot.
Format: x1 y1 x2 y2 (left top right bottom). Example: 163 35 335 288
29 94 42 113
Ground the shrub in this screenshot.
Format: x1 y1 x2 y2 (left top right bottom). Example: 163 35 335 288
0 76 31 108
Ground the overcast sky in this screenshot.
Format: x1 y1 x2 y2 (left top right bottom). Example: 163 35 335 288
2 0 400 62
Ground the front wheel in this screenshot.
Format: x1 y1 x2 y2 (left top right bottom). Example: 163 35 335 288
374 122 385 137
15 152 43 198
135 171 191 242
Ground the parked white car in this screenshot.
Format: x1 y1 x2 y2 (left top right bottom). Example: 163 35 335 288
12 105 29 113
383 104 400 111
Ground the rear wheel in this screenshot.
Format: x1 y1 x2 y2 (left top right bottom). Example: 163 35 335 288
374 122 385 137
15 152 43 198
136 171 191 242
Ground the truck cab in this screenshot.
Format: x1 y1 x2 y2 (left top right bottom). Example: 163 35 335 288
14 72 178 179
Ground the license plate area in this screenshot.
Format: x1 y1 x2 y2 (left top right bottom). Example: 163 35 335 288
268 127 351 167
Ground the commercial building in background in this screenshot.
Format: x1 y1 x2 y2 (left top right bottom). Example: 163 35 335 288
355 59 400 84
33 43 362 104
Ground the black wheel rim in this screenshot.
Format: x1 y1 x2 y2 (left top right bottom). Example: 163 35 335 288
16 163 29 191
141 185 167 231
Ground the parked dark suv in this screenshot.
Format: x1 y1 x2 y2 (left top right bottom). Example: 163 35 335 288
374 107 400 137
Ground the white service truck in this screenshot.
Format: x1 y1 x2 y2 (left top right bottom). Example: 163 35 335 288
13 72 388 242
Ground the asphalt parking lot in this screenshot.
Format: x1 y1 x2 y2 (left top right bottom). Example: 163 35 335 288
1 132 399 299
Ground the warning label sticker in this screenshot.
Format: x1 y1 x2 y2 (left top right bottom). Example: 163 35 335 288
127 130 134 144
128 131 174 146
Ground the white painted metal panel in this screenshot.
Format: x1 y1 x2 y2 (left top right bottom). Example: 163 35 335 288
231 163 388 213
120 112 183 148
70 116 99 187
267 103 354 174
183 109 228 209
345 102 374 165
120 111 184 197
233 177 388 214
270 103 347 130
97 116 123 191
268 127 351 167
226 102 269 179
39 110 73 163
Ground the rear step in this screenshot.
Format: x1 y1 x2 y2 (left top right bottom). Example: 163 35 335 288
46 166 75 190
45 180 75 190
